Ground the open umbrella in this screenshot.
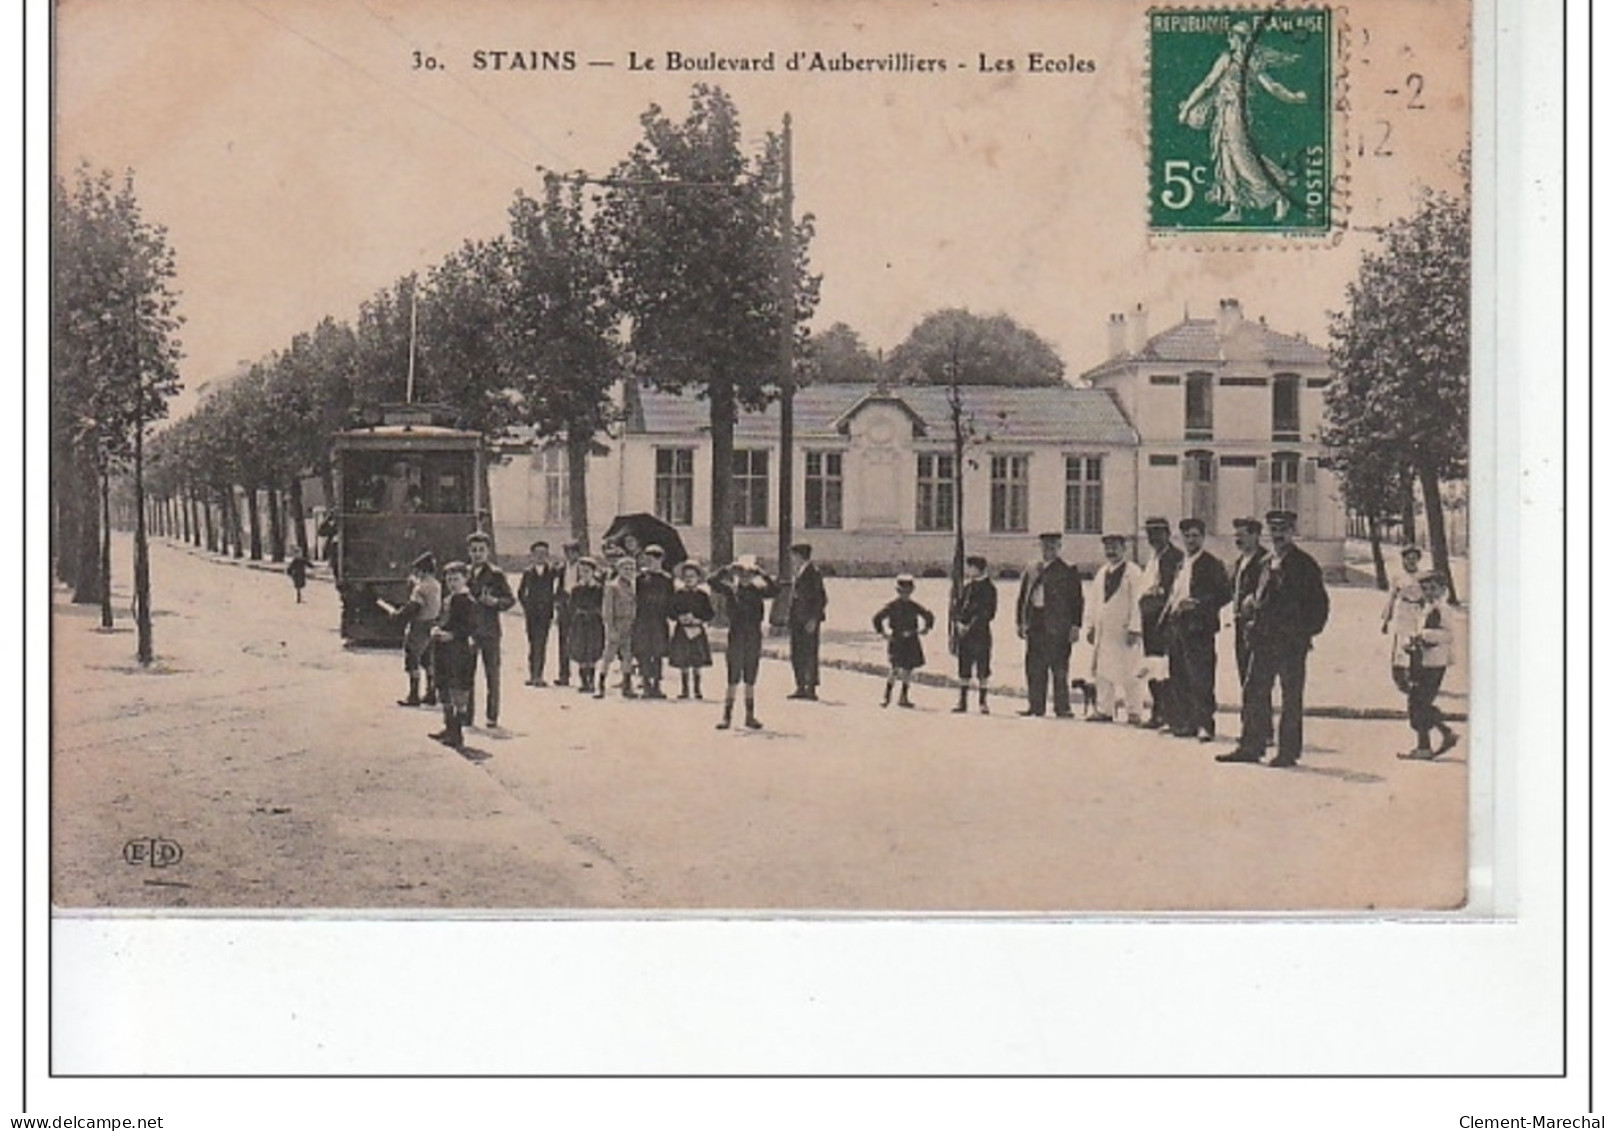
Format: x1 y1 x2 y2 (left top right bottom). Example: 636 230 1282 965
602 513 688 567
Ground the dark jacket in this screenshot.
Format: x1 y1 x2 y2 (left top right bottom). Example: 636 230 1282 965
466 562 516 640
632 569 675 658
1015 557 1084 638
711 572 780 637
1249 545 1330 648
1230 548 1270 620
1166 551 1232 637
788 563 828 627
432 590 479 689
953 577 998 642
517 563 562 619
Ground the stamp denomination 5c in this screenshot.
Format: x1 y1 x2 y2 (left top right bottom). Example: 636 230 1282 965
1149 8 1333 234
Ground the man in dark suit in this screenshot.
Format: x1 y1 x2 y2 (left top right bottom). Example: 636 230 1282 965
464 531 517 728
1228 517 1269 686
786 542 828 700
1164 517 1232 740
1138 517 1185 729
1219 510 1331 767
517 540 562 686
1016 531 1085 718
553 541 582 686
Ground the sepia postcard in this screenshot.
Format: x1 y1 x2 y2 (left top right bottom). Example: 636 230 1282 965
49 0 1481 922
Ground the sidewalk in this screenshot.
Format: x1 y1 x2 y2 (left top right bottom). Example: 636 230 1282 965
166 538 1467 721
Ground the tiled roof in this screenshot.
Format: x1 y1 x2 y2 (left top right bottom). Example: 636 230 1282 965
631 382 1139 446
1083 317 1328 378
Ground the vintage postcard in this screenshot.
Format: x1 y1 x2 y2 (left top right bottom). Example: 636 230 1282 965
51 0 1477 926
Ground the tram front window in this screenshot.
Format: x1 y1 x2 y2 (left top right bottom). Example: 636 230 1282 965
342 452 474 514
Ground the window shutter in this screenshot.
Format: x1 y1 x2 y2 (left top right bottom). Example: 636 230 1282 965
1300 458 1320 536
1254 457 1270 519
1181 454 1195 518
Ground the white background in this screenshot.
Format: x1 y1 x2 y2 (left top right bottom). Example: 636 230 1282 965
14 0 1594 1125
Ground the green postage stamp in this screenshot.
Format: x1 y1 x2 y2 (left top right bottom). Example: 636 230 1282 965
1149 8 1333 234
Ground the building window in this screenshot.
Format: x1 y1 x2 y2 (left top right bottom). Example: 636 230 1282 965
538 446 569 526
1185 372 1214 439
1064 456 1103 534
733 449 769 528
655 447 695 526
989 454 1030 533
805 451 843 530
1272 373 1301 439
1183 449 1217 528
915 453 955 532
1271 451 1302 516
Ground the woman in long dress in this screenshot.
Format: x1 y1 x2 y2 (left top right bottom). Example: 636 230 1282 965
1084 534 1148 724
1177 22 1309 222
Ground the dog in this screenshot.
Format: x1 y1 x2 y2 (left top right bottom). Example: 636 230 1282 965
1069 677 1099 719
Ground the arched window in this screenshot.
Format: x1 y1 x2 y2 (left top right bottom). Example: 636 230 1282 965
1184 372 1214 439
1272 373 1301 439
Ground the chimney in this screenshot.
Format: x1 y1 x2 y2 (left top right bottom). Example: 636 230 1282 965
1125 303 1150 355
1106 312 1127 358
1216 297 1243 339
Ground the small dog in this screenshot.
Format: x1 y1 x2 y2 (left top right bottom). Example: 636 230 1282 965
1069 678 1099 718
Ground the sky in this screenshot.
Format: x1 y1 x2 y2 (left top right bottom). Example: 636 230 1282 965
54 0 1472 415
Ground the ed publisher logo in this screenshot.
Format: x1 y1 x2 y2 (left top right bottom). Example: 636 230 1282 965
123 837 183 868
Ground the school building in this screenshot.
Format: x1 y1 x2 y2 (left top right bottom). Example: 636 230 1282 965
488 299 1348 575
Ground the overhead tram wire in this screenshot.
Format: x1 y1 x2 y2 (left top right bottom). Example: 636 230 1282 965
230 0 541 174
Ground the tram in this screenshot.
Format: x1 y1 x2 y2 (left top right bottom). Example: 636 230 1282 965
330 404 486 644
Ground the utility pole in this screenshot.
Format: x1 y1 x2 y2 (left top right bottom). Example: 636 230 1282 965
772 112 796 629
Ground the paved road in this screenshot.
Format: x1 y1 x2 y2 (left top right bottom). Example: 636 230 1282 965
52 537 1468 912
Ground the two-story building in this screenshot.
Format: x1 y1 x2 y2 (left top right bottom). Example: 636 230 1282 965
1080 299 1346 574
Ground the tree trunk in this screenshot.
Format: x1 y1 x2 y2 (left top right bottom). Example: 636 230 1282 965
477 445 496 553
709 379 736 569
223 487 244 558
180 489 193 544
99 466 114 628
246 487 264 561
1367 510 1388 590
566 426 592 553
1416 462 1458 604
288 478 310 557
72 445 103 603
1398 467 1418 547
267 486 286 562
53 434 79 587
202 491 217 553
133 423 153 665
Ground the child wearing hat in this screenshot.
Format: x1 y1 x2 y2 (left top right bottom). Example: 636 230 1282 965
667 560 714 699
428 561 478 748
709 555 780 729
566 558 606 694
599 554 639 699
951 555 997 714
392 552 442 708
632 545 675 699
873 574 935 708
1398 570 1460 760
1382 545 1426 693
286 548 314 603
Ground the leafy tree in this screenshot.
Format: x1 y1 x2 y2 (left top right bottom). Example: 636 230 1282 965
599 84 819 567
51 165 183 659
804 322 881 385
1326 183 1469 597
506 177 622 551
886 309 1065 387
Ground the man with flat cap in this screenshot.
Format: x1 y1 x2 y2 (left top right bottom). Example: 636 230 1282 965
786 542 828 701
1228 518 1269 687
1137 517 1185 729
1015 531 1084 718
1220 510 1330 767
1164 517 1232 740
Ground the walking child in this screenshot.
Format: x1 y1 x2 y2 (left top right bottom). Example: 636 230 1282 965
599 553 638 699
286 549 313 603
428 561 477 749
1382 545 1426 693
1397 570 1460 760
667 560 714 700
951 556 997 714
709 555 779 730
873 574 935 708
565 558 606 695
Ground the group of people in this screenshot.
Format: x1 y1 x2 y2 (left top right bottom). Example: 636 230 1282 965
376 513 1457 766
